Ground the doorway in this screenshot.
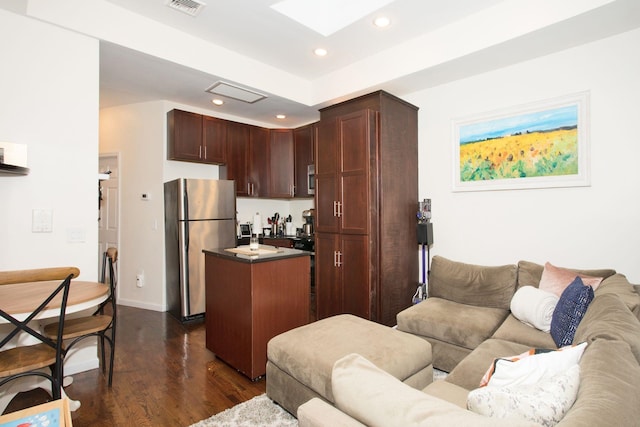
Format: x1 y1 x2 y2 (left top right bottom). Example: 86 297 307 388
99 153 120 280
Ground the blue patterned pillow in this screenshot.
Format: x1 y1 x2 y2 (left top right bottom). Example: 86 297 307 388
551 276 594 347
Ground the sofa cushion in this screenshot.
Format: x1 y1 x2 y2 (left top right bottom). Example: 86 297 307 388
446 339 530 391
539 262 603 297
331 353 538 427
397 297 508 350
481 342 586 388
559 339 640 426
429 256 517 310
593 273 640 317
550 277 594 347
422 380 469 409
516 260 615 291
492 315 558 349
467 365 580 427
573 293 640 365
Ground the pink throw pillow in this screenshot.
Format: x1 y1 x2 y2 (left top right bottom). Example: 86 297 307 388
539 262 603 297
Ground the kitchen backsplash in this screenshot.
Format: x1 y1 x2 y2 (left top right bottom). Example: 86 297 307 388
236 197 313 234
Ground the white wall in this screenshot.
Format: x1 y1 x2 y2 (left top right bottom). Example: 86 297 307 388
405 28 640 283
0 9 99 278
99 101 313 311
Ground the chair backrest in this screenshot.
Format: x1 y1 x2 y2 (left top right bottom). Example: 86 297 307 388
97 248 118 314
0 266 80 286
0 273 73 354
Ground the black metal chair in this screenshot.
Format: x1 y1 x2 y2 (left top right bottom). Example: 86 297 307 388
0 269 75 400
44 248 118 386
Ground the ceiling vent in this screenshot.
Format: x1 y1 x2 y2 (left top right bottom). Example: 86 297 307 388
205 81 267 104
166 0 206 17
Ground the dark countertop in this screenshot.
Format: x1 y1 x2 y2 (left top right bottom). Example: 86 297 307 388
203 246 310 264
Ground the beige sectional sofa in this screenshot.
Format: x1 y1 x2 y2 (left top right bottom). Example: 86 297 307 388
296 256 640 426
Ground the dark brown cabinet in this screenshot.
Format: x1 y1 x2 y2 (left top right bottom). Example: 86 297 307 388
225 121 251 196
315 91 418 326
249 126 269 197
293 123 316 198
168 109 226 164
202 115 226 164
269 129 294 198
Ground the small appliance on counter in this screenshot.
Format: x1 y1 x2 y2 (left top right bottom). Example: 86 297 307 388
302 209 314 237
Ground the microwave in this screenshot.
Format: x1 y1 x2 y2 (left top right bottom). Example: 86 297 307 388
307 164 315 195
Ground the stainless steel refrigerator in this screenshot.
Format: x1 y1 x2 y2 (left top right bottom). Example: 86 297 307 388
164 178 237 321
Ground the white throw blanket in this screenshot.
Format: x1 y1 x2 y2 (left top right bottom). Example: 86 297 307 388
510 286 559 332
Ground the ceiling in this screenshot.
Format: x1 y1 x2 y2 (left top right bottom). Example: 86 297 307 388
7 0 640 127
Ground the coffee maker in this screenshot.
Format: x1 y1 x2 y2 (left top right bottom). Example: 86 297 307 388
302 209 314 237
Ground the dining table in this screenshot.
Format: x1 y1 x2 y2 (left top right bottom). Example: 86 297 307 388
0 279 109 412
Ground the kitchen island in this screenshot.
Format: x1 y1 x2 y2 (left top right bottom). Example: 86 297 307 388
203 246 310 379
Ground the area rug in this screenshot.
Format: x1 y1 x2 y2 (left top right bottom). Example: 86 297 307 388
189 394 297 427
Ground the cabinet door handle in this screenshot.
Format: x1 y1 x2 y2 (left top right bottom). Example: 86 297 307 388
336 251 342 267
247 183 251 195
199 146 202 159
333 201 338 217
337 201 342 218
204 146 207 159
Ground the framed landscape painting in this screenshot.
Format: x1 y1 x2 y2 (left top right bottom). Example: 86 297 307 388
452 92 590 191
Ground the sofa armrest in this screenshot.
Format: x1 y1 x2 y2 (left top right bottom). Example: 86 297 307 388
297 398 366 427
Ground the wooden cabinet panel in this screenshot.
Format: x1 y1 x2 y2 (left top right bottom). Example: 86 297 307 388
293 124 315 198
226 121 251 196
315 120 339 234
338 110 375 235
340 234 370 319
315 233 369 319
167 109 203 162
315 233 341 319
249 126 269 197
269 129 294 198
202 115 226 164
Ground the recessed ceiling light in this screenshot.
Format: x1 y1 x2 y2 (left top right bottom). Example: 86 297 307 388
373 16 390 28
314 48 328 57
212 99 224 105
276 114 286 120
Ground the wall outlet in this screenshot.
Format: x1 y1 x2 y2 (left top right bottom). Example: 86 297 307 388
136 272 144 288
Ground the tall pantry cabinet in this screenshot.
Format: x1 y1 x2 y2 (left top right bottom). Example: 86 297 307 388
315 91 419 327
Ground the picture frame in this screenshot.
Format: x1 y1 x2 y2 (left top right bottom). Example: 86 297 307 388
452 91 590 192
0 398 72 427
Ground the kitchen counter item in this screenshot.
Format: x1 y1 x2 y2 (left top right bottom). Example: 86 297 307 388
203 246 308 264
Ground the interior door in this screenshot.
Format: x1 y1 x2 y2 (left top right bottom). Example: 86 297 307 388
98 154 119 281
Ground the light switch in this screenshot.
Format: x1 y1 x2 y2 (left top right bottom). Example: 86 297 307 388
66 227 86 243
32 209 53 233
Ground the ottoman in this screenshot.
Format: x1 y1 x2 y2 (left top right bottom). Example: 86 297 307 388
266 314 433 415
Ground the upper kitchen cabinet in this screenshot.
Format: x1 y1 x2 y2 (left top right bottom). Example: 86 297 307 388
225 121 251 196
315 91 418 327
249 126 269 197
167 109 225 164
202 115 227 164
269 129 294 198
293 123 316 198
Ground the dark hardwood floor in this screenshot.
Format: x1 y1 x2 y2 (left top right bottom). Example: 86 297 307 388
4 306 273 426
